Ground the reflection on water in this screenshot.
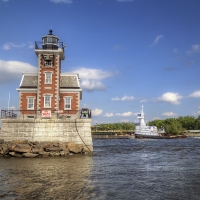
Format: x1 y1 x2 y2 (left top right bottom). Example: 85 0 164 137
0 138 200 200
0 156 94 200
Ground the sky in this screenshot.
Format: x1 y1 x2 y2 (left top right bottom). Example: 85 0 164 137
0 0 200 125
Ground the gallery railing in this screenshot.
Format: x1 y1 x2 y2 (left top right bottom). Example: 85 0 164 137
0 109 92 120
35 41 65 51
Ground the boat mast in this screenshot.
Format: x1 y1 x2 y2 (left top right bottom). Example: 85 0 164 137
139 105 146 127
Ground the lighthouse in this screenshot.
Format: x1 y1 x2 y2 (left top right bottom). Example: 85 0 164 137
1 30 93 152
17 30 82 118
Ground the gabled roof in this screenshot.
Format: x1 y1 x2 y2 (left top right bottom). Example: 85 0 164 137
60 73 80 88
19 73 80 89
20 73 38 88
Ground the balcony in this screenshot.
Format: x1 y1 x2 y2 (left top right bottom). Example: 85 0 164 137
35 41 65 51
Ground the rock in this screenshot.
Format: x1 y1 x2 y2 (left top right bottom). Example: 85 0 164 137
53 142 59 147
14 144 31 153
11 140 21 145
59 143 69 155
66 142 82 154
66 142 76 149
40 142 50 149
9 152 23 157
7 143 17 151
20 140 28 144
0 139 4 144
9 152 15 156
39 148 46 155
68 145 81 154
60 151 65 156
45 147 61 152
31 147 40 154
13 153 23 158
2 144 9 155
80 145 91 153
42 152 50 157
22 153 39 158
32 141 39 145
0 144 2 151
28 142 34 147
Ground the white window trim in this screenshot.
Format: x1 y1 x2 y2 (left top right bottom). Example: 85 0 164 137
43 94 53 108
64 96 73 110
44 72 52 84
26 97 36 110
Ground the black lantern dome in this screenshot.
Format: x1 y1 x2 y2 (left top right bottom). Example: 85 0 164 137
42 29 59 50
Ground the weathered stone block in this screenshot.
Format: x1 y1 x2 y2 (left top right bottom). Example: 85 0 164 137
14 144 31 153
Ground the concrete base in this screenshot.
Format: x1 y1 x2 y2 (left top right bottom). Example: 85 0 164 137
0 118 93 151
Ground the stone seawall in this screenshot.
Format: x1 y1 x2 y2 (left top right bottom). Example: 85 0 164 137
0 118 93 152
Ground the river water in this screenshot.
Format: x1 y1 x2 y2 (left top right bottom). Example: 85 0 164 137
0 138 200 200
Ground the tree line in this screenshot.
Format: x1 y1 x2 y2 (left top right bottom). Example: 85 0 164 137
91 122 135 132
92 115 200 135
148 115 200 135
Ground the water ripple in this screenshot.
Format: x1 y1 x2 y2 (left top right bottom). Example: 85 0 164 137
0 138 200 199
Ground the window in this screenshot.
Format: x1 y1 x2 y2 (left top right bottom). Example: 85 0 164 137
44 95 51 108
64 97 72 110
45 72 52 84
44 60 52 67
27 98 34 110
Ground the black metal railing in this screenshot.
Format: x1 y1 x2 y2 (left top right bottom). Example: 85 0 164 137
1 110 17 119
35 41 65 51
1 109 92 120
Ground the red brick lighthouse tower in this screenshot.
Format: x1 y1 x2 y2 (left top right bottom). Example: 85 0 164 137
35 29 65 112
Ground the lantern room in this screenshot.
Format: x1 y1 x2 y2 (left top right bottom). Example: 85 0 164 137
42 29 59 50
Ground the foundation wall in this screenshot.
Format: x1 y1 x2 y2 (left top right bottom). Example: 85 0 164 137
0 118 93 151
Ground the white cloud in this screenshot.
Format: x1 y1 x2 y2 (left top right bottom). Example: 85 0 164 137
92 108 103 116
162 112 177 117
2 0 9 2
152 117 161 120
187 44 200 54
140 99 147 103
115 112 135 117
150 35 164 47
71 67 115 92
0 60 37 84
71 67 114 80
81 79 106 92
50 0 73 3
104 113 114 117
2 42 34 50
189 91 200 98
111 95 135 101
156 92 182 105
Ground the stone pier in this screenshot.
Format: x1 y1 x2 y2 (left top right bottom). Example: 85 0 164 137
0 118 93 152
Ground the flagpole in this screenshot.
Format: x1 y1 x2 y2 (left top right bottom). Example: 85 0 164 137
8 92 10 111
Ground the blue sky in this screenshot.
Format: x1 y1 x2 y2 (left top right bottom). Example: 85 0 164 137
0 0 200 125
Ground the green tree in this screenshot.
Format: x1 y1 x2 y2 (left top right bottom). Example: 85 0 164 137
177 116 195 130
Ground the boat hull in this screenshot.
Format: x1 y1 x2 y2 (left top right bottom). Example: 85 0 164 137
135 134 186 139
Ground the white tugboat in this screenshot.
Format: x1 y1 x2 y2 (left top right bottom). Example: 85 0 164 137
135 106 165 139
